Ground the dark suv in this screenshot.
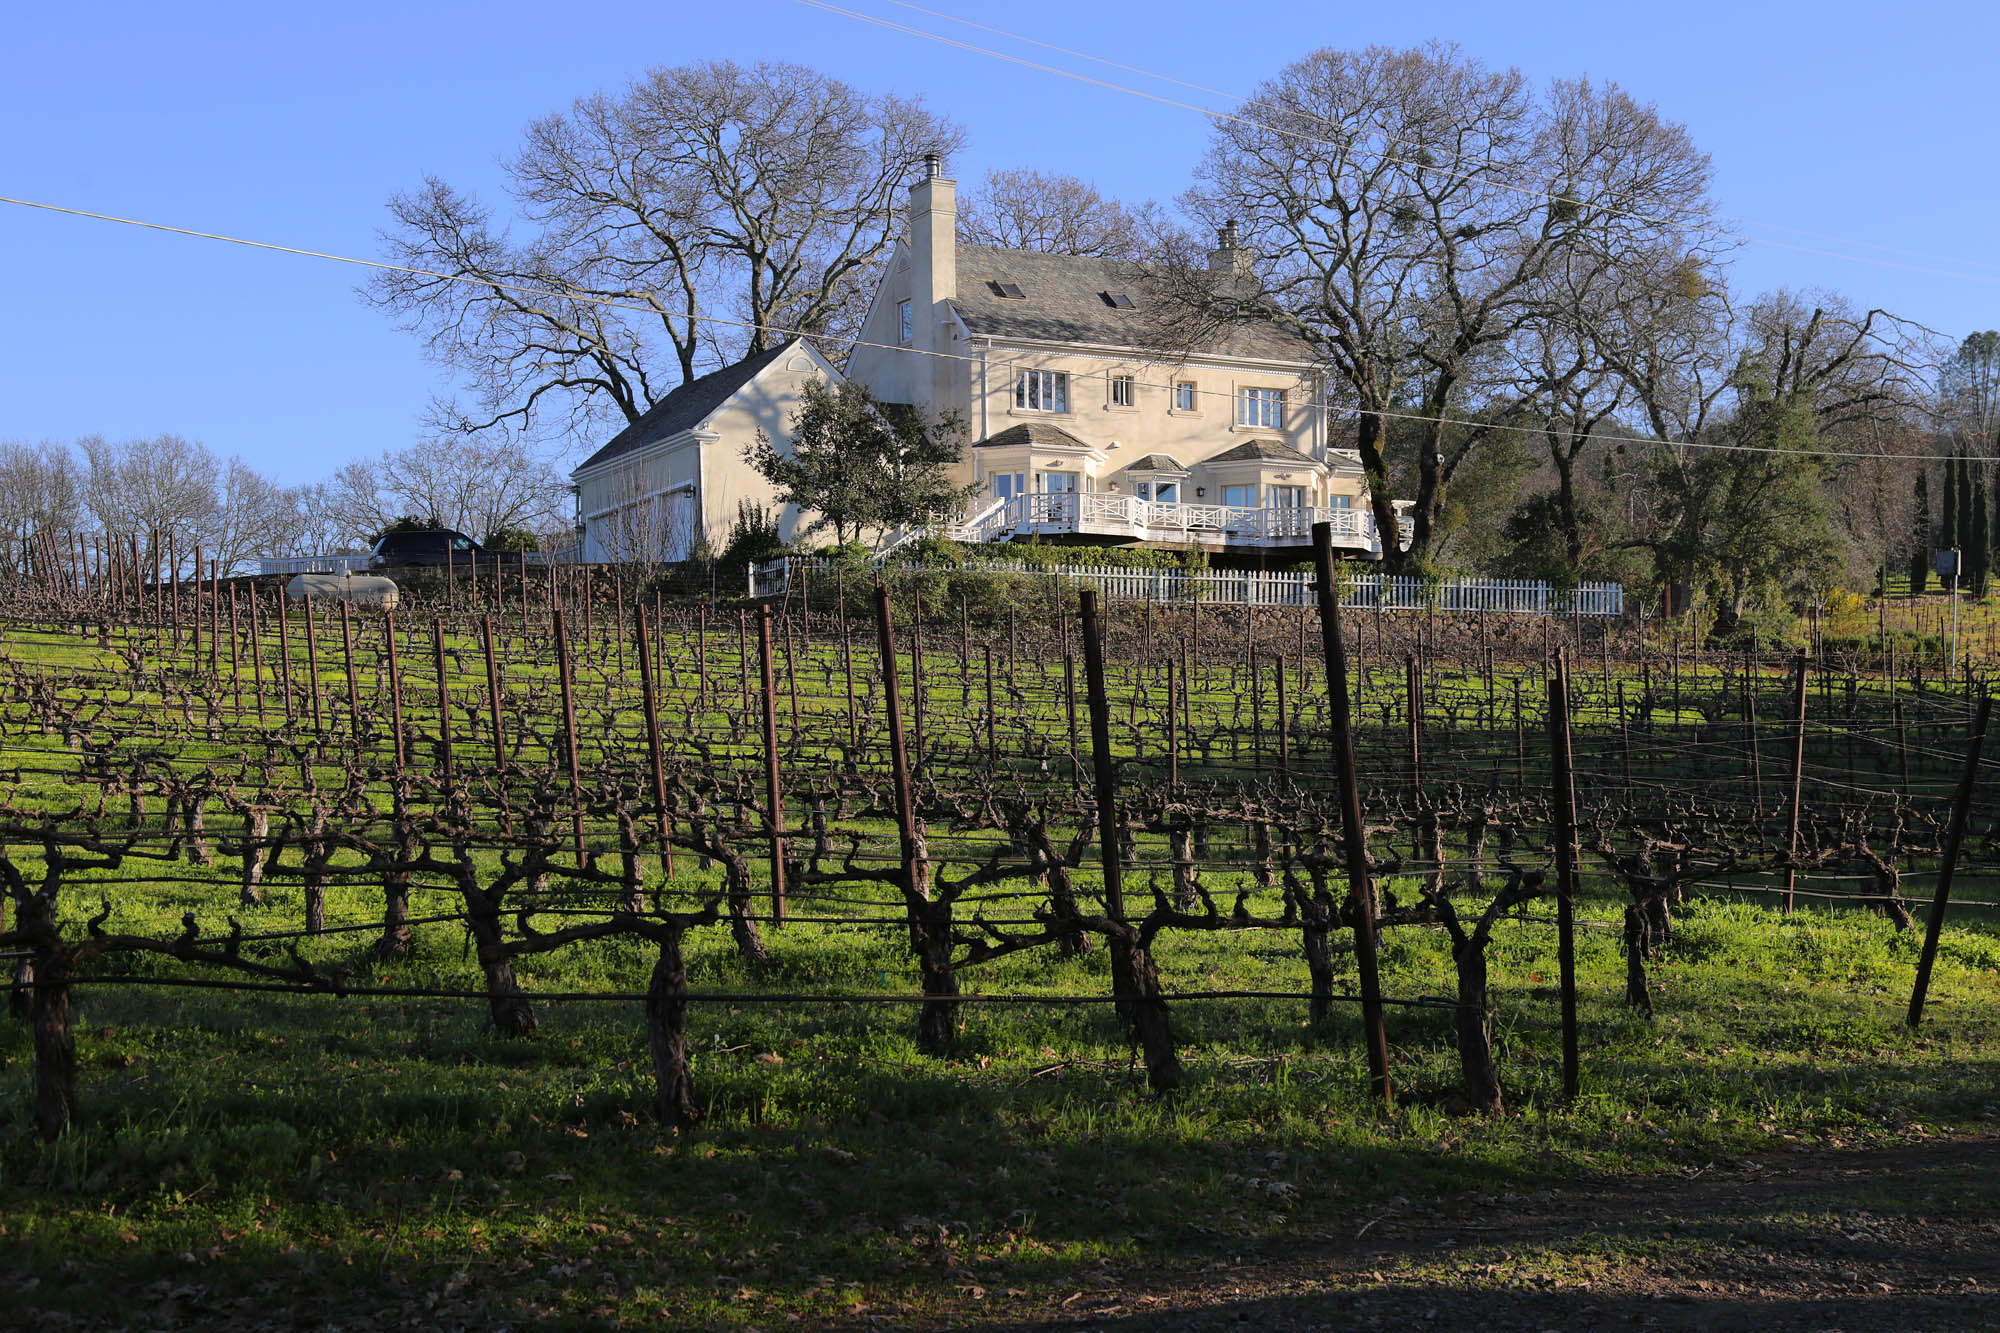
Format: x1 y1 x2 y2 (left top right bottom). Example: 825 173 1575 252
367 528 483 570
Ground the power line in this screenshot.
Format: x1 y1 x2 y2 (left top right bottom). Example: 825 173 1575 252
805 0 2000 287
0 192 1933 463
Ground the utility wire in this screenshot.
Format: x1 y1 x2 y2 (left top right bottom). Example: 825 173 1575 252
0 192 1935 464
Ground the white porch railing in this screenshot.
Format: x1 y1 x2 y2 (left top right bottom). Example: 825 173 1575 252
944 493 1384 552
752 555 1625 616
258 554 370 575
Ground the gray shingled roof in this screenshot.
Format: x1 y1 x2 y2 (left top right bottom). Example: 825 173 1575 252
951 247 1316 363
972 422 1100 452
574 340 801 473
1123 453 1189 474
1205 439 1324 467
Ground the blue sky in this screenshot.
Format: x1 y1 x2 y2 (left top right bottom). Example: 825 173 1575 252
4 0 1995 483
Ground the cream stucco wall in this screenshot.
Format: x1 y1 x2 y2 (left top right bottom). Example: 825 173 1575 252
575 345 838 561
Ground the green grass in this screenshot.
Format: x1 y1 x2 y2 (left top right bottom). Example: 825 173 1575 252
3 609 1999 1326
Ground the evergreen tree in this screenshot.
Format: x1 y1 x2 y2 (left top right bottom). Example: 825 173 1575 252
1942 452 1959 554
1910 467 1931 596
1959 454 1976 566
1974 465 1990 597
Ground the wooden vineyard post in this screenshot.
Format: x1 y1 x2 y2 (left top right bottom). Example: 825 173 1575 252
1513 677 1525 792
1894 698 1911 797
480 616 508 771
1908 691 1991 1030
247 585 266 727
1080 589 1182 1093
1405 652 1422 801
1783 651 1808 913
227 585 242 719
1064 641 1081 787
1617 679 1632 792
553 609 586 863
737 609 750 707
384 611 406 769
983 644 998 770
275 585 296 724
1310 525 1393 1105
302 596 326 747
840 576 858 757
1275 654 1290 777
189 546 202 668
873 584 957 1051
340 600 361 743
431 617 455 790
1743 669 1763 815
635 607 673 875
1546 648 1582 1104
1166 655 1179 792
756 605 788 928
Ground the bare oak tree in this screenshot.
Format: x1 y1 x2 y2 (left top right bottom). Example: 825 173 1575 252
1163 44 1717 569
368 60 961 450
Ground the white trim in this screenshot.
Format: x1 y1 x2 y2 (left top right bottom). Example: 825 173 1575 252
570 428 720 483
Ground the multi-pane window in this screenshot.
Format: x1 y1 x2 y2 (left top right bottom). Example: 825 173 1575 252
992 472 1026 501
897 300 912 345
1222 484 1257 508
1039 471 1079 494
1110 374 1135 408
1174 380 1198 411
1237 386 1284 428
1268 485 1307 509
1016 369 1069 412
1328 494 1352 510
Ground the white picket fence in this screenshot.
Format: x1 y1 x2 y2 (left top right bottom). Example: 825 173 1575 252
752 557 1624 616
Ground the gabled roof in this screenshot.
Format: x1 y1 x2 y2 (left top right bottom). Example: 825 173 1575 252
951 246 1316 364
573 339 812 473
1204 438 1324 467
973 421 1099 452
1123 453 1189 474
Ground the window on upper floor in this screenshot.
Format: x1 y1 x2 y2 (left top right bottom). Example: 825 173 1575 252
897 300 912 345
1222 484 1258 508
992 472 1027 502
1329 494 1353 510
1237 386 1285 428
1174 380 1198 411
1016 370 1069 412
1110 374 1135 408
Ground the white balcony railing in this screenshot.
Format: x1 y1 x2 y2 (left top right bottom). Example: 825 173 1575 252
945 492 1384 552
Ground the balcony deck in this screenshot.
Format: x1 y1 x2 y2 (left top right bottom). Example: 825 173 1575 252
946 492 1384 556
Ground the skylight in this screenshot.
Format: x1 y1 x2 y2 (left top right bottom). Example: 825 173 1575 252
1101 291 1136 309
990 280 1026 299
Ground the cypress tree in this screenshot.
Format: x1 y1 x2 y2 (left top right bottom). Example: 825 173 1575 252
1911 467 1931 596
1974 466 1990 597
1959 454 1976 568
1943 452 1959 554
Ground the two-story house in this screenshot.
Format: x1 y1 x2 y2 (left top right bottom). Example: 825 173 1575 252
842 155 1386 560
571 156 1389 564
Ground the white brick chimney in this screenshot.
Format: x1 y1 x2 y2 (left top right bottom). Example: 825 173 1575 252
908 153 958 413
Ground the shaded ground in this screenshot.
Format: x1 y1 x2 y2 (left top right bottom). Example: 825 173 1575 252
970 1136 2000 1333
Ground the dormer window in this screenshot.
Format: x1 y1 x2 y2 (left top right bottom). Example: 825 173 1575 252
990 280 1026 299
1100 291 1135 309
